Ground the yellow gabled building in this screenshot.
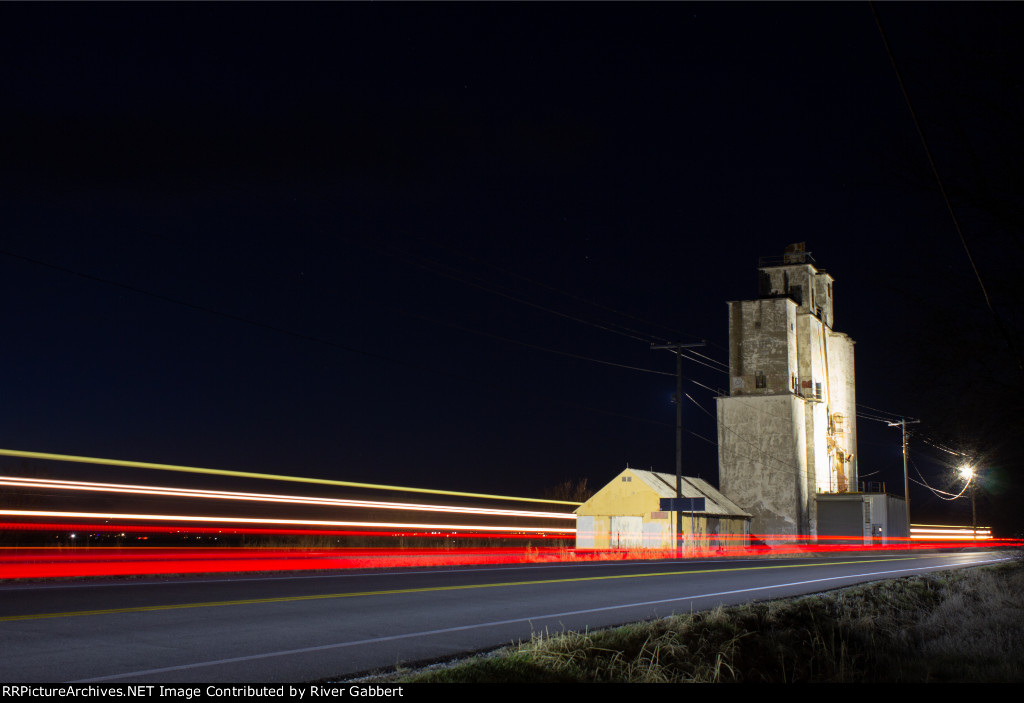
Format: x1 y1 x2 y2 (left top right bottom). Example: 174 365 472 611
575 467 751 551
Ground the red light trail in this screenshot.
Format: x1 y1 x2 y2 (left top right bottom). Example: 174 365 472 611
1 537 1019 579
0 448 1015 581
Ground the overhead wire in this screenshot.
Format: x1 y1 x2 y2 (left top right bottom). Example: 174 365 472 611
0 249 683 445
375 240 661 344
857 402 916 420
678 350 730 375
912 432 969 459
3 197 740 443
683 393 812 483
346 233 735 380
682 348 730 372
397 309 674 378
12 226 928 500
909 456 971 501
871 1 1024 375
368 232 710 346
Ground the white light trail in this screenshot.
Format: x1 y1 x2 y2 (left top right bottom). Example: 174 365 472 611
0 510 575 534
0 477 575 520
910 525 991 540
0 448 581 505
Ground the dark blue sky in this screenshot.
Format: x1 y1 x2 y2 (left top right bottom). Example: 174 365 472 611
2 3 1021 530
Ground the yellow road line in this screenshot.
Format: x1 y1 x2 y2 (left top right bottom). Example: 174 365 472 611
0 556 923 622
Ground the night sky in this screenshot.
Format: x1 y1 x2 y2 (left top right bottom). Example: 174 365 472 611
2 4 1022 532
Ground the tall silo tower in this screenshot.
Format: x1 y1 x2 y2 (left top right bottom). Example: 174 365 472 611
716 244 858 538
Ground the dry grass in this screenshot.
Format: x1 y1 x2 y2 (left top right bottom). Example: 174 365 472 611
369 557 1024 683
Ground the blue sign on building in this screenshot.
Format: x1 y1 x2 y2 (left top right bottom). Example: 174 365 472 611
659 497 706 512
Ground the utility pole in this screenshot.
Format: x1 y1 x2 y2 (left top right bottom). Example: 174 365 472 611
651 341 707 557
887 418 919 540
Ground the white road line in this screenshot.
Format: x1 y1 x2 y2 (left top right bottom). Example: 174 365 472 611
73 555 1006 682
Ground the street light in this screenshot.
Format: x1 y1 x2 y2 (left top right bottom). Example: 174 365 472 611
959 464 977 541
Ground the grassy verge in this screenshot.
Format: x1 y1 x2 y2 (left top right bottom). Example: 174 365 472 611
369 556 1024 682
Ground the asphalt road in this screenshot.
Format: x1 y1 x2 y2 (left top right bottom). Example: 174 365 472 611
0 550 1008 682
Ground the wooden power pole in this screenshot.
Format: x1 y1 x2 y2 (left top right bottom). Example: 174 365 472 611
651 341 707 556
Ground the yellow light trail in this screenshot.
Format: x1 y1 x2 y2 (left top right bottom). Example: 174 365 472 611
0 448 582 506
0 477 575 520
0 510 575 534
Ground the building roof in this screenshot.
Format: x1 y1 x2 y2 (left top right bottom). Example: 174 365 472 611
577 468 752 519
632 470 751 518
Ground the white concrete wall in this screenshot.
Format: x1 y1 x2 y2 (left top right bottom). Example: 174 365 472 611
826 330 857 490
717 394 809 536
728 298 798 395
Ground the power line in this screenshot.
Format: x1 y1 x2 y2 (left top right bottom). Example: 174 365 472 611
909 456 971 501
857 402 915 419
335 233 737 382
399 236 707 345
678 350 729 375
400 309 674 378
377 241 659 344
871 1 1024 375
0 249 682 436
684 393 811 482
683 348 730 372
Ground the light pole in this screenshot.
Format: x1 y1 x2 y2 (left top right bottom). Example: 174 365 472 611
959 464 978 541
